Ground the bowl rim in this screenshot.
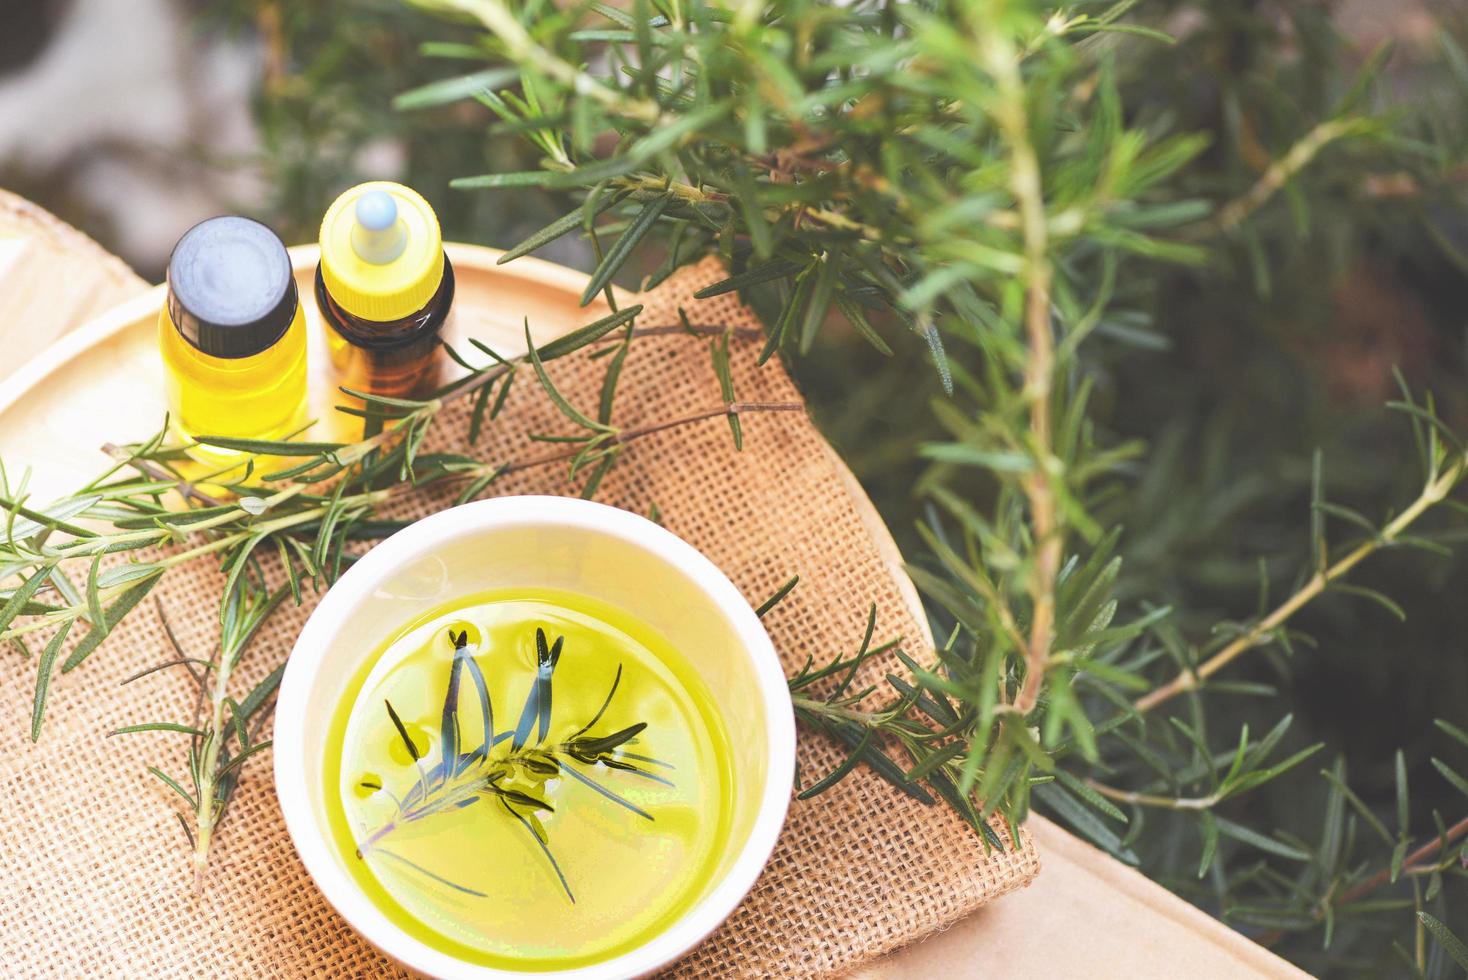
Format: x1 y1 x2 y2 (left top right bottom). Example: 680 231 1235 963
273 495 796 979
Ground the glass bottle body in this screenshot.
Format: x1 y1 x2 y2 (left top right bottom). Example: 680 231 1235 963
158 303 309 453
316 257 454 403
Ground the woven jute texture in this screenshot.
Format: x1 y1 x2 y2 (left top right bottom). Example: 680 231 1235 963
0 258 1039 977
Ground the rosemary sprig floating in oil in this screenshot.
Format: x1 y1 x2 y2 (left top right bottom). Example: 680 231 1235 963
358 628 672 902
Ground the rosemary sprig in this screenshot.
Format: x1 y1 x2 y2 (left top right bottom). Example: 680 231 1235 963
110 586 287 889
357 628 672 901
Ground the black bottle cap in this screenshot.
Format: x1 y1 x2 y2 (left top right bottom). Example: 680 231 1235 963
165 216 297 359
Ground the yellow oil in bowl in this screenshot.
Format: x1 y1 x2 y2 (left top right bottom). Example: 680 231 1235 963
322 587 735 970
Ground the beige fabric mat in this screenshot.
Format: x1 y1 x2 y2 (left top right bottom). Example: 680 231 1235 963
0 259 1038 976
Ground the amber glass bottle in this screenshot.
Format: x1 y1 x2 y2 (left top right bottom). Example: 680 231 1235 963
316 182 454 403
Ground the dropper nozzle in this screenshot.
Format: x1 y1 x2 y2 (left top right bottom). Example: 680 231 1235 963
351 190 408 264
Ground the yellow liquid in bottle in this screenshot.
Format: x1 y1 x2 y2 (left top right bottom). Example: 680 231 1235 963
323 588 735 971
158 302 309 467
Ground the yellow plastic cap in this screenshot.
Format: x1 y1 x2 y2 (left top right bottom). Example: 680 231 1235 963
319 181 444 322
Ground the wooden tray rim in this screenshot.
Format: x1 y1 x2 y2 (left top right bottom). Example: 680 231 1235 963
0 242 609 415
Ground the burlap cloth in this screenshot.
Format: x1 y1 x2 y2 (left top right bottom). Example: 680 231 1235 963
0 259 1038 976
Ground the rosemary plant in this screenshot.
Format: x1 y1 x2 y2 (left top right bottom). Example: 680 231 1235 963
384 0 1468 969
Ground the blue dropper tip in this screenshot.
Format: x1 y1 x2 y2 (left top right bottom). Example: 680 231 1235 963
355 191 398 232
350 190 407 264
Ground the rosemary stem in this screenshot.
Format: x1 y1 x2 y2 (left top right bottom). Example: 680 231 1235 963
493 401 804 476
616 401 805 442
1338 814 1468 908
192 643 235 892
1083 777 1219 811
356 820 397 856
101 443 224 508
625 323 763 341
1258 813 1468 948
791 694 886 727
615 174 722 207
1136 453 1466 713
41 484 310 562
986 29 1060 716
1207 117 1367 235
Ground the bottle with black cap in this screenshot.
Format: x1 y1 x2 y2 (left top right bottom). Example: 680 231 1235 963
158 216 308 462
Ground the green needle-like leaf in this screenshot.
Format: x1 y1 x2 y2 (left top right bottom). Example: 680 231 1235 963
535 305 643 361
497 196 622 265
1419 913 1468 971
581 198 670 305
385 699 422 763
31 621 74 742
524 320 610 433
60 575 161 675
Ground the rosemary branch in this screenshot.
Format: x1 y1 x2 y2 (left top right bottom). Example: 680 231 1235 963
1136 450 1467 713
1340 815 1468 909
440 0 665 126
190 584 286 891
1208 117 1373 235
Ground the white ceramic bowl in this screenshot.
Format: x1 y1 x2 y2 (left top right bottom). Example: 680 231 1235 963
274 496 795 979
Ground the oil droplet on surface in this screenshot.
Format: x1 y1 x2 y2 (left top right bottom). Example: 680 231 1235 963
384 722 430 766
352 774 383 800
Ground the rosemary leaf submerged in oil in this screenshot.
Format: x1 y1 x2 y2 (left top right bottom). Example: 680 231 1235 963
355 627 673 902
